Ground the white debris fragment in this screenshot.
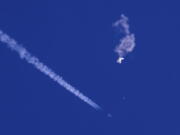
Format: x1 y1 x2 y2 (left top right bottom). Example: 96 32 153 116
117 57 124 64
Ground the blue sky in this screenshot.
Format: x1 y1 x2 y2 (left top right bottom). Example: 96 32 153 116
0 0 180 135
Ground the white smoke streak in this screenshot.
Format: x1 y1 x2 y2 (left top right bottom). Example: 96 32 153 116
0 30 101 110
113 14 136 64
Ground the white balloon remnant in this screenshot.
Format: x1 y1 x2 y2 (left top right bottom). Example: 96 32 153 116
113 14 136 64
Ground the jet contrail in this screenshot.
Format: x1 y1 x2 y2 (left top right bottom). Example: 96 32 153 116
0 30 101 110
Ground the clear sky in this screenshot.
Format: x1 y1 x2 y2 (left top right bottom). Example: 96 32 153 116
0 0 180 135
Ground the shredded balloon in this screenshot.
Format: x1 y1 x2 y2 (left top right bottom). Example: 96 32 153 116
113 14 136 64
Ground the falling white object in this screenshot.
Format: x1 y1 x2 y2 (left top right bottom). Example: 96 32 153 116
113 14 136 64
117 57 124 64
107 113 112 118
0 30 101 110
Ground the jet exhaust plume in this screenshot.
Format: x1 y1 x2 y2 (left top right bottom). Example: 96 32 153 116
0 30 101 110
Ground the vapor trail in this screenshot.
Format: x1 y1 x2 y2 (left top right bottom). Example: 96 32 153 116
0 30 101 110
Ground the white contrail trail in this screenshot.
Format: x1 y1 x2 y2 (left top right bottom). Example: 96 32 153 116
0 30 101 110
